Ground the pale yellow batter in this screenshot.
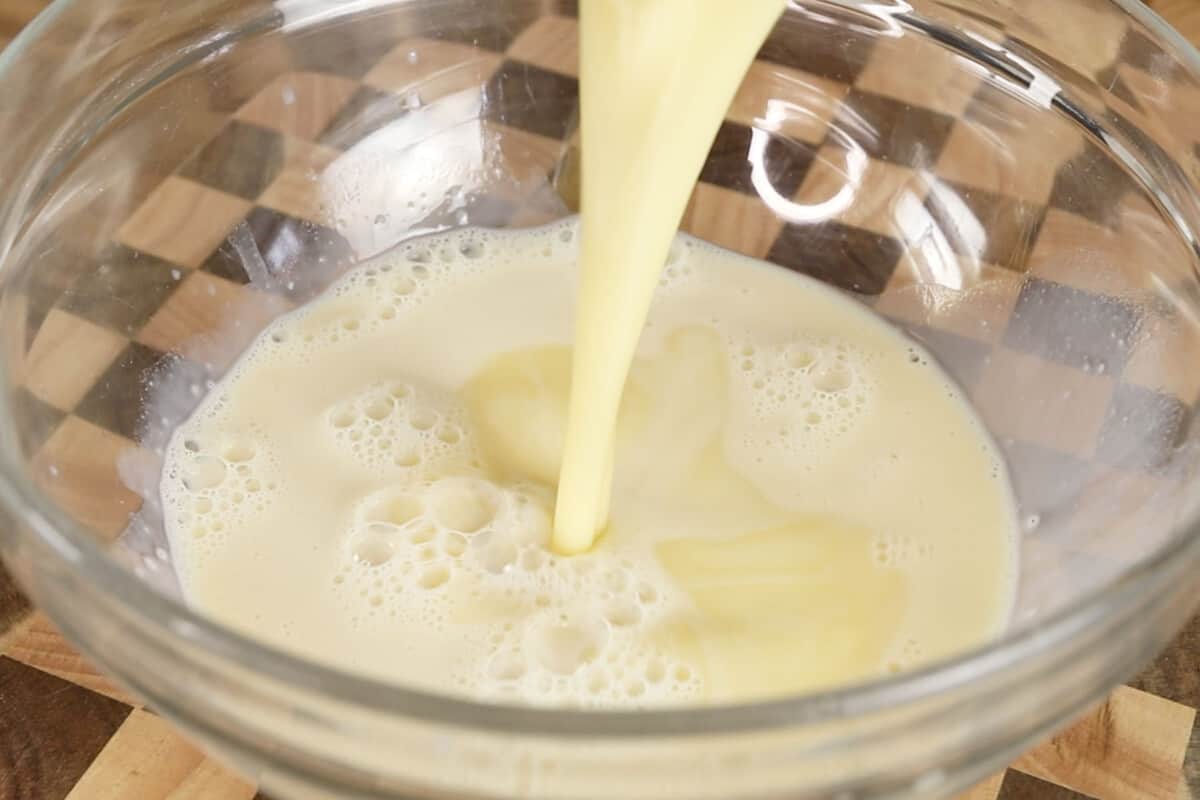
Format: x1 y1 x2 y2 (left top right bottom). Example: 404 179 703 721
161 0 1018 708
161 223 1018 706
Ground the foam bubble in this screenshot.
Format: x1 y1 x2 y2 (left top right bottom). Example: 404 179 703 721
430 478 497 532
162 423 279 557
871 530 931 568
352 528 396 566
318 458 697 704
322 380 477 475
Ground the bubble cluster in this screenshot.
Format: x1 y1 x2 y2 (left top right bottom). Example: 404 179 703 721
871 530 934 568
730 334 874 462
325 380 474 473
161 428 277 552
884 637 927 675
657 239 697 287
332 476 697 706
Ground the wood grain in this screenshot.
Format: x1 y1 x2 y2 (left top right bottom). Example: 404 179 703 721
0 656 131 800
235 71 360 142
32 417 143 543
956 772 1006 800
117 177 253 269
1147 0 1200 45
1 3 1199 800
0 564 33 656
1012 686 1197 800
65 710 256 800
22 309 129 412
0 0 48 51
6 612 139 706
682 182 787 259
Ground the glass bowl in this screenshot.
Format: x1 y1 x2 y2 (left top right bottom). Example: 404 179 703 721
1 0 1199 797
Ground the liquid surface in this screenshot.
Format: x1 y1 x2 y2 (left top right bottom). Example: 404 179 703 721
162 223 1018 706
556 0 787 553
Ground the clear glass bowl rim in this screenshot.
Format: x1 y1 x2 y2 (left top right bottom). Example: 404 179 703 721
0 0 1198 740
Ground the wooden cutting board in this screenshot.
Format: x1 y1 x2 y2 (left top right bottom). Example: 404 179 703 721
1 1 1198 798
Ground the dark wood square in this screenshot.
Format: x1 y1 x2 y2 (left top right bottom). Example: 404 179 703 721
923 180 1045 270
482 60 578 141
997 438 1092 524
835 88 957 168
757 14 875 84
698 121 815 198
0 566 33 647
997 769 1095 799
901 323 993 389
0 656 132 800
1046 140 1137 227
58 246 182 338
431 1 542 52
10 387 66 458
285 22 400 79
75 342 178 441
1097 383 1190 472
179 121 287 201
768 220 906 295
201 208 354 303
1003 277 1141 375
21 244 87 348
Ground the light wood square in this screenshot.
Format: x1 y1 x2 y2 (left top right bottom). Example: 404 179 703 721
728 61 848 146
877 262 1022 344
1069 466 1181 566
137 272 289 374
66 709 255 800
794 145 930 238
681 182 784 259
236 71 360 141
935 113 1082 207
484 122 572 227
973 347 1115 457
1111 192 1200 296
116 177 252 269
257 137 343 226
856 37 985 117
3 293 29 381
5 612 137 705
1114 62 1200 151
33 416 141 542
507 15 578 76
486 121 566 182
1026 209 1160 296
365 38 503 100
1007 0 1128 76
1122 301 1200 403
23 309 128 411
1013 686 1196 800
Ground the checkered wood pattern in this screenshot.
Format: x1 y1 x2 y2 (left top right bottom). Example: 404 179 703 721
1 1 1199 798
